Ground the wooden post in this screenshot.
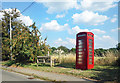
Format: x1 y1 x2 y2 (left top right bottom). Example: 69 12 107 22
50 56 52 67
48 51 49 56
37 58 39 67
52 59 54 67
43 59 45 63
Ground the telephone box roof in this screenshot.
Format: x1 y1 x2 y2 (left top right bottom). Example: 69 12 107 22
77 32 94 35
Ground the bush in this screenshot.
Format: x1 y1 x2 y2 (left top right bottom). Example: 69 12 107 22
115 56 120 67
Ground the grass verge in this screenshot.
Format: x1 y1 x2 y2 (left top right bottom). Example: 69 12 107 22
1 61 120 82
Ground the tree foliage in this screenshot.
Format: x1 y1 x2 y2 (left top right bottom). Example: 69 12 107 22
1 8 50 63
70 48 76 53
94 48 107 57
117 43 120 51
50 47 57 53
57 46 70 53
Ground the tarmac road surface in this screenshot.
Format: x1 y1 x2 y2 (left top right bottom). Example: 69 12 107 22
2 69 44 81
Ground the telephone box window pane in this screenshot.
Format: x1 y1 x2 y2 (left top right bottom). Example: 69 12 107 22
89 59 92 61
89 42 92 45
78 34 86 37
89 55 92 58
89 49 92 51
89 52 92 54
79 42 83 44
78 39 82 42
89 39 92 42
89 46 92 48
78 49 83 51
78 55 82 57
78 43 81 45
79 43 83 45
79 46 83 48
78 58 82 60
78 52 82 54
78 62 82 64
88 34 93 37
78 40 83 44
89 62 92 64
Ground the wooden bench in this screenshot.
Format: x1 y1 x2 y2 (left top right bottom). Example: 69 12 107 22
37 56 55 67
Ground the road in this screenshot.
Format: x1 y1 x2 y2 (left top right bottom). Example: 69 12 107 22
2 69 44 81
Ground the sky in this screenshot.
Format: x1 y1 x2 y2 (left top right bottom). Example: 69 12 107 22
0 0 120 49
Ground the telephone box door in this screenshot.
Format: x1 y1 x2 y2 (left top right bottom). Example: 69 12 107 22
76 35 87 70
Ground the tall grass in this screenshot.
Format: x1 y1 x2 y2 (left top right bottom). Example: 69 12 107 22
95 50 119 66
52 53 76 68
52 50 119 67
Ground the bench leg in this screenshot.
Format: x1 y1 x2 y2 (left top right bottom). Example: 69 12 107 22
50 57 52 67
37 59 38 67
52 60 54 67
43 59 45 63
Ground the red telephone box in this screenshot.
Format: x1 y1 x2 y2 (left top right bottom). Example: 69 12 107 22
76 32 94 70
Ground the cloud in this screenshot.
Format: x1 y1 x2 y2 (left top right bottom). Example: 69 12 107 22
45 17 49 20
68 26 89 34
66 37 76 45
53 35 117 49
56 14 65 18
0 8 33 26
0 12 4 20
72 11 108 25
102 35 111 39
91 29 106 34
111 17 117 23
17 15 33 26
79 0 118 12
111 28 120 32
36 0 118 14
94 35 118 49
58 38 62 41
40 20 69 31
68 26 105 35
37 0 78 14
54 37 76 48
113 14 117 17
54 38 69 46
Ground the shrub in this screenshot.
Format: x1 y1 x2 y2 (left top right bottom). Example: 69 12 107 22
115 54 120 67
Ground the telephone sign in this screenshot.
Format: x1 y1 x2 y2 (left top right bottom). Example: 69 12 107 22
76 32 94 70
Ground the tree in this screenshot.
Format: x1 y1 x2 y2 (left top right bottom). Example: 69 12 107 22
94 48 107 57
1 8 50 63
70 48 76 53
57 46 70 53
51 47 57 53
117 43 120 51
1 8 21 60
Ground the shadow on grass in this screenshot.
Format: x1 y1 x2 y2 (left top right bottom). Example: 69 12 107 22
90 66 120 82
32 62 76 69
35 63 50 67
55 63 76 69
3 60 15 66
3 60 32 67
